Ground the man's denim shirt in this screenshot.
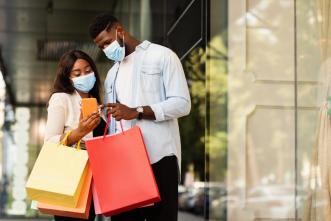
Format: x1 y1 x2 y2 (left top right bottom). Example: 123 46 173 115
104 40 191 171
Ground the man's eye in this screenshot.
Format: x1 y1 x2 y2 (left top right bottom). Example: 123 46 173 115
103 43 110 49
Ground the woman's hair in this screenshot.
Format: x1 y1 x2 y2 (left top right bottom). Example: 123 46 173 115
51 50 102 103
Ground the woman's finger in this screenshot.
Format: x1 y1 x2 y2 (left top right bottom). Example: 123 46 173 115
87 113 100 124
92 117 100 126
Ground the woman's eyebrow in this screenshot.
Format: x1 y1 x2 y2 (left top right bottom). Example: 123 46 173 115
71 65 91 72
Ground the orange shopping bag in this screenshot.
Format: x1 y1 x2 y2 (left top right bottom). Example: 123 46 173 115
85 116 160 216
37 164 93 219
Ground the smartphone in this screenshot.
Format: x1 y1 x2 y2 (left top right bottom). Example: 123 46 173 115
81 98 98 119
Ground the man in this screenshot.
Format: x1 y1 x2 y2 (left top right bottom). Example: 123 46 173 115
89 13 191 221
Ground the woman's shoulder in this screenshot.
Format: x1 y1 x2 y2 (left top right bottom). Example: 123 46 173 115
49 92 72 100
48 92 71 106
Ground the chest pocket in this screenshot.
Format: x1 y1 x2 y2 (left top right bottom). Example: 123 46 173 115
140 66 162 93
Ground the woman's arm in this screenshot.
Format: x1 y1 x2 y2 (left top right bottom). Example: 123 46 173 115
44 94 67 143
45 94 100 146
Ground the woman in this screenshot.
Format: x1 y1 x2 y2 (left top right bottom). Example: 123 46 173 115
44 50 105 221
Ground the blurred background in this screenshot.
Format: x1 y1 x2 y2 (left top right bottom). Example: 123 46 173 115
0 0 326 220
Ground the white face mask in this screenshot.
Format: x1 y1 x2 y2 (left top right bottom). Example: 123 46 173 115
103 30 125 62
72 72 96 93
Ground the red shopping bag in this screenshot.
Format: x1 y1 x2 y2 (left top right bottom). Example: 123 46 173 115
85 118 160 216
92 178 153 215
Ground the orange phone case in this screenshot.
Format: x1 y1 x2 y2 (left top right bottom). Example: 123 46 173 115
81 98 98 119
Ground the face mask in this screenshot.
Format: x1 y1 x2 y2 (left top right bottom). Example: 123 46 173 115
103 30 125 62
72 72 96 93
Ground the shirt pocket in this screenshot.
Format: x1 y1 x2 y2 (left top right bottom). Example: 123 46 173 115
140 66 162 93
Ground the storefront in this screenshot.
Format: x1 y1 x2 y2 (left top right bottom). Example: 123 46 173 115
175 0 328 220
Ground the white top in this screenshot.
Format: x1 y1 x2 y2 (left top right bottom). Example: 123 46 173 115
104 41 191 172
44 91 93 147
115 52 135 131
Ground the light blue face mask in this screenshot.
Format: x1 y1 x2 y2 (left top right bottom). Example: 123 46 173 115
72 72 96 93
103 30 125 62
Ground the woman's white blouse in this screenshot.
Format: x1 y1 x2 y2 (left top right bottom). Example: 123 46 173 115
44 91 93 145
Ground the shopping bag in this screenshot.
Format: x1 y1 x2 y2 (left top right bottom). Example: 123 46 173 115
37 164 93 219
92 183 101 215
85 118 160 216
26 131 88 207
92 180 153 215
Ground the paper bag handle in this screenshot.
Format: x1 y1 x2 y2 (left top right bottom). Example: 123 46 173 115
103 112 124 138
60 130 82 150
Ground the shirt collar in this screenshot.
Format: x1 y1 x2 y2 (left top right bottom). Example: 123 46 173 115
113 41 151 65
74 90 82 102
136 40 151 51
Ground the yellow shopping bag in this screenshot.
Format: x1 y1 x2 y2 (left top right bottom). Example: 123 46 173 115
37 164 93 219
26 131 88 207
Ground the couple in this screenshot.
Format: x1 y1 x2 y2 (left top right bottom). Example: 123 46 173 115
44 13 191 221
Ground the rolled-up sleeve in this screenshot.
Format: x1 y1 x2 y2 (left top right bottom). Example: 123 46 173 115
150 49 191 122
44 94 66 143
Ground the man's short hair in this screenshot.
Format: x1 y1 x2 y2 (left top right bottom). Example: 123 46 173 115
89 13 118 39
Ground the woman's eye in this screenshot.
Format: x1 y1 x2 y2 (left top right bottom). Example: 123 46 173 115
85 67 92 73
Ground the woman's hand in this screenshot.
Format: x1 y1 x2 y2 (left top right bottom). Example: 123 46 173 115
77 111 101 136
61 111 100 147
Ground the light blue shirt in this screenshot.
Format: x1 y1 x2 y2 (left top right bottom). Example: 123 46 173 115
104 40 191 170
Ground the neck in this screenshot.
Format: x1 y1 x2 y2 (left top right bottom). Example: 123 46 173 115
77 91 89 98
125 37 141 56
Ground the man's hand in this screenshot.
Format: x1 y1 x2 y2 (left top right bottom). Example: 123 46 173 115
103 103 138 121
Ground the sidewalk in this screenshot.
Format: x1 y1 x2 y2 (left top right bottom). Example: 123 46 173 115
0 219 50 221
178 211 204 221
0 213 203 221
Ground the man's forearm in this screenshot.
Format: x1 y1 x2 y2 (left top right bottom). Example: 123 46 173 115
150 97 191 122
130 106 156 120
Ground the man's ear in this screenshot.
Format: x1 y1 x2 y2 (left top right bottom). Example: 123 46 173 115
116 26 125 38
